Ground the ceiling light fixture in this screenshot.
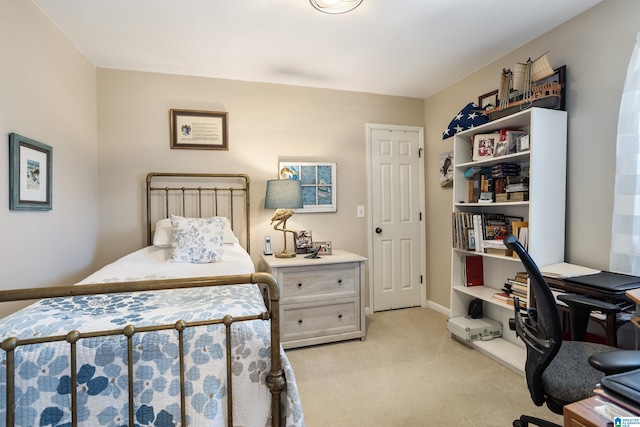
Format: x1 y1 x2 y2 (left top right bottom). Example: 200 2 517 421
309 0 364 14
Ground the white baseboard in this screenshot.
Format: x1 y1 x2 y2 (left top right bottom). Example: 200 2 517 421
424 300 450 317
365 301 450 318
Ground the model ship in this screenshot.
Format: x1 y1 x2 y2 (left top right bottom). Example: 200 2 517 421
485 52 564 121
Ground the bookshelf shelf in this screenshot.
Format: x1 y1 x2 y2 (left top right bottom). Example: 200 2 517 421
454 202 529 208
449 107 567 374
473 338 526 374
453 248 521 262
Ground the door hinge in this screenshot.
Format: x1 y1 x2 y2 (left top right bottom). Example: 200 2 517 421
419 212 422 221
420 275 423 284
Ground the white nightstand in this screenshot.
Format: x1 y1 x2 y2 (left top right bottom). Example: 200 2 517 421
261 249 367 349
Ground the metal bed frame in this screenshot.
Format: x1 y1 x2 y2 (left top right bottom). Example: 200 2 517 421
146 172 251 253
0 173 290 427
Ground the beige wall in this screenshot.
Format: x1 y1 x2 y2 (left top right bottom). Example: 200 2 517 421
424 0 640 310
96 69 425 285
0 1 99 316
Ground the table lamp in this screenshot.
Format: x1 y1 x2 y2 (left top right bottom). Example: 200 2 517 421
264 179 303 258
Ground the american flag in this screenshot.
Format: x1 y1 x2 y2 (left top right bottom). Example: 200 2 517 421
442 102 489 139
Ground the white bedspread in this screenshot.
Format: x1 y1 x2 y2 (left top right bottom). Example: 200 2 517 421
78 243 256 284
0 244 305 427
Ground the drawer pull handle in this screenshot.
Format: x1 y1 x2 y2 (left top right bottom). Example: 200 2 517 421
298 319 303 324
338 279 342 284
298 283 303 287
338 314 343 319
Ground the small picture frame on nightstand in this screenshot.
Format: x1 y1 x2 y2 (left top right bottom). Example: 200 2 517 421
313 241 332 255
295 230 313 254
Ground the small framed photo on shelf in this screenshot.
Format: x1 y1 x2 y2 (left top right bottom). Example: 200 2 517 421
295 230 313 254
312 241 332 255
518 134 530 152
9 133 53 211
472 133 500 161
493 140 508 157
478 90 498 111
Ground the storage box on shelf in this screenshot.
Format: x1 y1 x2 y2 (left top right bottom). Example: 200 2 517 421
449 107 567 374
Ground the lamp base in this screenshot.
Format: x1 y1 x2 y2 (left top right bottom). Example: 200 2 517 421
275 251 296 259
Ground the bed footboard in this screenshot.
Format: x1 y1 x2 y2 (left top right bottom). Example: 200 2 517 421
0 273 285 427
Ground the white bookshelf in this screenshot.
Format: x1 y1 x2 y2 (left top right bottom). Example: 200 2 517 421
449 108 567 374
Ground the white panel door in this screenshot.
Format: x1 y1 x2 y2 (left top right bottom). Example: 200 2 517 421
368 125 424 312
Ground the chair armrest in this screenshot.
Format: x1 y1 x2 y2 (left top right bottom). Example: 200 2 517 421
589 350 640 375
557 294 622 314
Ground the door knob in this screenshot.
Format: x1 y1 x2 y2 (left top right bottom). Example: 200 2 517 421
375 227 382 234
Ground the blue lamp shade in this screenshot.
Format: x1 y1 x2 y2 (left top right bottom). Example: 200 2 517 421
264 179 303 209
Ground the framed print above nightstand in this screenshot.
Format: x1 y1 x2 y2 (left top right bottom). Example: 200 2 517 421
279 161 337 213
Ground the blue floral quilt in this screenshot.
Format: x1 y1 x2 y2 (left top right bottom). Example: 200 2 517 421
0 284 305 427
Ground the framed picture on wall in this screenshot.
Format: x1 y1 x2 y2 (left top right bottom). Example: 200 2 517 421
9 133 53 211
279 161 337 213
170 109 228 150
439 151 453 187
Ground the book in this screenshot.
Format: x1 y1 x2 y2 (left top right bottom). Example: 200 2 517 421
483 213 507 240
473 215 484 253
506 280 528 292
509 274 528 284
464 256 484 287
511 221 529 257
492 292 526 308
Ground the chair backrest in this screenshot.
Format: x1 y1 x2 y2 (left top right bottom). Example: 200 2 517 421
504 234 563 406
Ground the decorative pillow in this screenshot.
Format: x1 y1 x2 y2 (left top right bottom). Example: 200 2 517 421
153 218 173 247
169 215 225 263
153 216 238 247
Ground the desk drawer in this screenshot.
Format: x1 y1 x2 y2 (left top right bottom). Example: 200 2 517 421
279 263 357 302
282 299 359 341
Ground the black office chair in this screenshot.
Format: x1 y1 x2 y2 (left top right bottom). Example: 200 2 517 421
503 234 640 427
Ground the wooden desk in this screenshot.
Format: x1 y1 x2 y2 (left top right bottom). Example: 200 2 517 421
626 288 640 348
564 395 622 427
545 276 632 347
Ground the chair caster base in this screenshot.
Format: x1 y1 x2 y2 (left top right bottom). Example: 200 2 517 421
513 415 561 427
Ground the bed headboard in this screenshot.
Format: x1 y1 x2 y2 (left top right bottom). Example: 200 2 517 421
146 173 250 253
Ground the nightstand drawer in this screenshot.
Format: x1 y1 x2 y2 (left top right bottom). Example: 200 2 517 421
279 264 357 302
282 299 359 341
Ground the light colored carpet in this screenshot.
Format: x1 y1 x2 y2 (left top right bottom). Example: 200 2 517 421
285 307 564 426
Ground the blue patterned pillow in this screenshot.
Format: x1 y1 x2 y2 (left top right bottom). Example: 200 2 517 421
169 215 225 263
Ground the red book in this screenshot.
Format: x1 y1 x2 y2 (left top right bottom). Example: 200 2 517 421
465 256 484 287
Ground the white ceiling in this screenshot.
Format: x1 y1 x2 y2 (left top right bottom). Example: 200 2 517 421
33 0 601 99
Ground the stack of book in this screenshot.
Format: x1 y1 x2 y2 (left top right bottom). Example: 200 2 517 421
491 292 521 307
492 272 529 308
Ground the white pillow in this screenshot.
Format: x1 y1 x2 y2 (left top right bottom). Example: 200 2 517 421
153 218 173 247
169 215 225 263
153 216 239 247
